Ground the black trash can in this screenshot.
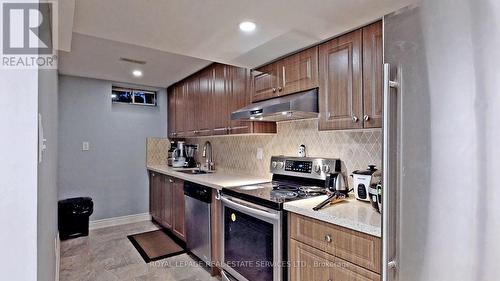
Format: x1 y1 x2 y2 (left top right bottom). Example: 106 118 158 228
58 197 94 240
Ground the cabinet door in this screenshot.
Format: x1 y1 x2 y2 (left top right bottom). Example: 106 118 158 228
228 65 252 134
251 63 279 102
161 176 173 229
172 179 186 241
362 21 383 128
196 66 214 136
167 89 176 138
319 30 363 130
174 83 186 137
278 46 319 96
149 172 157 220
185 77 198 137
212 64 230 135
289 239 380 281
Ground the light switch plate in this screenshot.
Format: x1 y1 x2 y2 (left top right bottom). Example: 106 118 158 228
82 141 90 151
256 148 263 160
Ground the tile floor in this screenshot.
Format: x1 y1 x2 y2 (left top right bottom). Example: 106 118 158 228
60 221 220 281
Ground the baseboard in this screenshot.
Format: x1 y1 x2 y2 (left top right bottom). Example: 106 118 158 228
89 213 152 230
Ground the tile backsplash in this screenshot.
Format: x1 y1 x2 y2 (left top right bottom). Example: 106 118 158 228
147 119 382 182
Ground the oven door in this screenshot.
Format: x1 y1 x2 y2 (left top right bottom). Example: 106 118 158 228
220 194 283 281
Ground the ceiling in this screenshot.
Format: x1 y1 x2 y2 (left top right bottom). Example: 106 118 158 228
58 0 415 87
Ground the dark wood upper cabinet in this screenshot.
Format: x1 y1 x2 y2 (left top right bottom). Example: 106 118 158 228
185 77 198 137
252 63 279 102
174 83 186 137
228 65 252 134
196 67 214 136
319 29 363 130
278 46 319 96
167 89 176 138
251 47 318 103
212 64 231 135
362 21 383 128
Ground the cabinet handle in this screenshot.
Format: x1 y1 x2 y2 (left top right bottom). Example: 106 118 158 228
352 116 359 123
324 234 332 243
152 173 155 177
168 179 174 183
272 88 277 93
278 87 283 92
364 115 370 121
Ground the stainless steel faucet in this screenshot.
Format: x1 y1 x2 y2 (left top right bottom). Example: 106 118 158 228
202 141 215 171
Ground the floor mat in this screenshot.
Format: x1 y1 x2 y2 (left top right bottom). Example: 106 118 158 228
128 229 185 263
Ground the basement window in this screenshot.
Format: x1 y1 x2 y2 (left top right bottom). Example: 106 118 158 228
111 87 157 106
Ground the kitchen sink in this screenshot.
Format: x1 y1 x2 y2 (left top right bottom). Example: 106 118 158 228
177 169 209 175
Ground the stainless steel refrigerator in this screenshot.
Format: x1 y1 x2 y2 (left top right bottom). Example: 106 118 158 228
382 1 500 281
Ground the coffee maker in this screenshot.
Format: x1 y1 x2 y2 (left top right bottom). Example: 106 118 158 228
172 141 186 168
184 145 197 168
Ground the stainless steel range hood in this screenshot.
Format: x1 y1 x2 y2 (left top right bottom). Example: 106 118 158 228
231 88 318 122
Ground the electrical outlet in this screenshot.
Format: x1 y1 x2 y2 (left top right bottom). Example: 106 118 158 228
82 141 90 151
256 148 264 160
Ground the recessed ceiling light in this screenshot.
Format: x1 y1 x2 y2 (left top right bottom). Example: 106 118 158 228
132 70 143 77
239 21 256 32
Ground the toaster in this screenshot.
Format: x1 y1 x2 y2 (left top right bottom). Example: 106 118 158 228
351 165 381 202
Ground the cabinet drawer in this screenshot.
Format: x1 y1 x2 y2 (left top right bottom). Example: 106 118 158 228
289 239 380 281
289 213 381 273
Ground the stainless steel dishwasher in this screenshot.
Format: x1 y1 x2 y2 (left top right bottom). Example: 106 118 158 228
184 181 212 266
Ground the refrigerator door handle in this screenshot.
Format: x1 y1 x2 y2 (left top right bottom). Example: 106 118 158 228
383 63 399 281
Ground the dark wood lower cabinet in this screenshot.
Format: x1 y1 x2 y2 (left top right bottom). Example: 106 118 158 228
149 171 186 241
289 239 380 281
172 178 186 240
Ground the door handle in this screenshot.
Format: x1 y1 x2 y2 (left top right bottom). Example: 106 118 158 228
382 63 400 281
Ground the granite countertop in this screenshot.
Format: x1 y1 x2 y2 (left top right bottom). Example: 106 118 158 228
147 165 270 190
284 195 381 237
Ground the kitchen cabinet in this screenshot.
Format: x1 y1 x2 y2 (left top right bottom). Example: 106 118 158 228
251 47 319 103
362 21 383 128
289 213 381 273
212 64 231 135
172 178 186 240
289 239 380 281
173 83 186 137
167 87 176 138
318 29 364 130
252 63 279 102
185 77 198 137
195 67 215 136
278 46 319 96
149 171 185 241
318 21 383 130
167 63 276 137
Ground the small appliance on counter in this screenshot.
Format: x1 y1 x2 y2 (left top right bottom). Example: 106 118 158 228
352 165 381 202
172 141 186 168
184 145 198 168
312 172 348 211
369 182 383 213
167 141 177 167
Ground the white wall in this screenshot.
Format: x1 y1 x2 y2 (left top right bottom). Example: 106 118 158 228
0 70 39 280
58 75 167 220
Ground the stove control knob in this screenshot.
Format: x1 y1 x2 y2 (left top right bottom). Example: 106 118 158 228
272 161 278 169
322 164 331 173
314 165 322 173
276 161 285 169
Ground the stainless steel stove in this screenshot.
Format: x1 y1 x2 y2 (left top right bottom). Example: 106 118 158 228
219 156 342 281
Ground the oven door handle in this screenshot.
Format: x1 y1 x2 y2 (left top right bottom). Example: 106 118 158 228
220 196 280 221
